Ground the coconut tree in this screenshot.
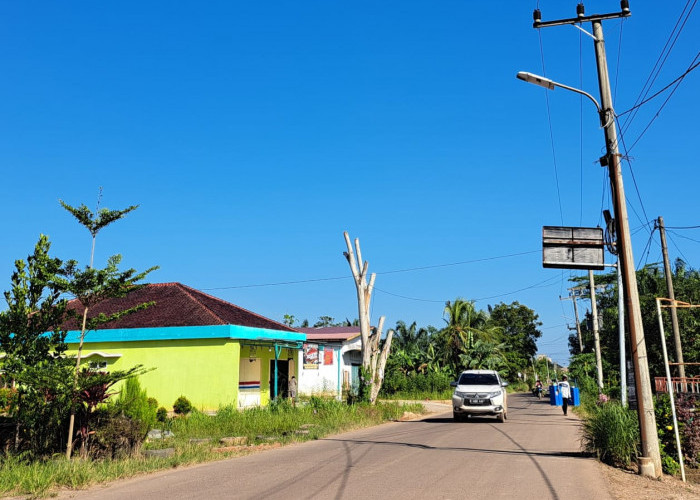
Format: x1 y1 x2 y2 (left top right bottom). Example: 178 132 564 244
441 299 500 373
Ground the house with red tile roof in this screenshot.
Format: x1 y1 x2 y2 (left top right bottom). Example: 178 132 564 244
296 326 363 398
65 283 305 411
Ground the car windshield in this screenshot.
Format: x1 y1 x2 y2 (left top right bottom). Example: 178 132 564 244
458 373 499 386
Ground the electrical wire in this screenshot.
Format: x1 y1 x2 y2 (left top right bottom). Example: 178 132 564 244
613 18 625 104
625 53 700 153
200 250 541 291
620 0 697 135
666 231 693 265
636 227 657 270
665 224 700 230
538 29 564 225
668 229 700 244
613 117 653 232
617 56 700 118
372 275 561 305
579 27 584 226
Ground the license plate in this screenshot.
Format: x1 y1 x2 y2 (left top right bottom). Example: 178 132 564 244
469 399 484 404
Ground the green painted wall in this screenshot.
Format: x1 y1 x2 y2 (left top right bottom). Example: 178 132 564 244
67 338 240 411
68 340 299 411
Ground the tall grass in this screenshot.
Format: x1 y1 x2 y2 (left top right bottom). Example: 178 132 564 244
0 399 424 497
581 401 640 467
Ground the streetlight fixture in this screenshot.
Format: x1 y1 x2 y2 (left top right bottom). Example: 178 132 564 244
516 71 602 116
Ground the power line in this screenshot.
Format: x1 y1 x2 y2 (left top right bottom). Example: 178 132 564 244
617 55 700 118
372 274 561 305
665 224 700 230
538 29 564 225
376 250 540 276
620 0 697 134
625 52 700 153
666 231 693 266
200 250 541 291
668 229 700 244
614 117 652 232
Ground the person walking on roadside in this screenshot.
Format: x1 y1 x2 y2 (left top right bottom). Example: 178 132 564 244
558 375 571 416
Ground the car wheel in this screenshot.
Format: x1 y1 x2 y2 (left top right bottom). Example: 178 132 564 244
453 412 463 422
497 412 506 423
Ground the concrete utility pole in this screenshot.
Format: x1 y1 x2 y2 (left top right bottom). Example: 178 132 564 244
657 216 686 381
588 271 604 390
525 3 662 477
592 16 661 479
561 293 584 352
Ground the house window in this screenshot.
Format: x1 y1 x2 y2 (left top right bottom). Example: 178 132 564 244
88 361 108 371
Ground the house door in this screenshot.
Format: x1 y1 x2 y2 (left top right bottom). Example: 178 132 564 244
269 359 289 399
350 364 361 393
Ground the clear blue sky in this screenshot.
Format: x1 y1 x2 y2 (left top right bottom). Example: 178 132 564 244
1 1 698 366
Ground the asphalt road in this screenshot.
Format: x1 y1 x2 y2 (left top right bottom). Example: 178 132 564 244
59 393 612 500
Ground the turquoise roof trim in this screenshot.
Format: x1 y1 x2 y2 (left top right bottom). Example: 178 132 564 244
65 325 306 344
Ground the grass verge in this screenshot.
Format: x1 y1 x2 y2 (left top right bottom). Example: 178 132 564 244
0 399 424 498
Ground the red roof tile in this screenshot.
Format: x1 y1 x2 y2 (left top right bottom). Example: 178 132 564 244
299 326 362 341
65 283 298 332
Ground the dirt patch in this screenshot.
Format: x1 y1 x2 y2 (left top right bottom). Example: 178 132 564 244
601 462 700 500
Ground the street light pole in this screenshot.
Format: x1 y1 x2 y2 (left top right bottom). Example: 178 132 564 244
591 19 660 477
518 2 661 477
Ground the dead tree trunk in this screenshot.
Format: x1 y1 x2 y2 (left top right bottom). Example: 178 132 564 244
343 232 393 403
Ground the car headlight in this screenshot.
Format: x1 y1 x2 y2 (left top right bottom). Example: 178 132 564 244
486 390 502 398
454 391 469 398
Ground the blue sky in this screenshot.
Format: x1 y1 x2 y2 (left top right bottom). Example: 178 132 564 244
1 1 698 366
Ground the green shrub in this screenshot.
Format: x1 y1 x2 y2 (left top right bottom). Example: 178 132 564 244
115 377 157 438
0 388 17 413
581 400 639 467
173 396 192 415
379 371 452 399
156 407 168 423
88 406 145 459
506 380 529 393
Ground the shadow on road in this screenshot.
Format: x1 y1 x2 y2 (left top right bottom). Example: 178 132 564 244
320 436 593 461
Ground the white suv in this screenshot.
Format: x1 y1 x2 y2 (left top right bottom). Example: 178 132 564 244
451 369 508 422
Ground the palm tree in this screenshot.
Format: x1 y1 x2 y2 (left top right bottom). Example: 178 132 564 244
391 321 429 375
459 340 508 372
442 299 501 373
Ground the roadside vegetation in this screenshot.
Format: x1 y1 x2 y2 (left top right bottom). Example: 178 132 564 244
0 395 423 497
566 262 700 477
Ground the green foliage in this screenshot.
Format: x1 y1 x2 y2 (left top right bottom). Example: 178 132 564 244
156 407 168 423
115 378 158 439
380 371 452 398
173 396 193 415
581 400 640 467
0 236 75 456
0 387 16 413
346 366 372 404
654 393 700 473
59 199 138 238
489 301 543 380
0 399 425 497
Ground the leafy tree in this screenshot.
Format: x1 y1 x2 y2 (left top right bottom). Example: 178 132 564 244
282 314 297 327
489 301 543 380
0 235 73 454
313 316 336 327
60 198 157 459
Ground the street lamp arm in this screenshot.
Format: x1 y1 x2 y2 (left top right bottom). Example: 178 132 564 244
516 71 602 114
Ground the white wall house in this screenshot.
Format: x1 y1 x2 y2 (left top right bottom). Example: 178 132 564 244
297 327 363 399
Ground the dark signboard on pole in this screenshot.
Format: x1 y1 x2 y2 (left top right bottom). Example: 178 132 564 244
542 226 605 270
